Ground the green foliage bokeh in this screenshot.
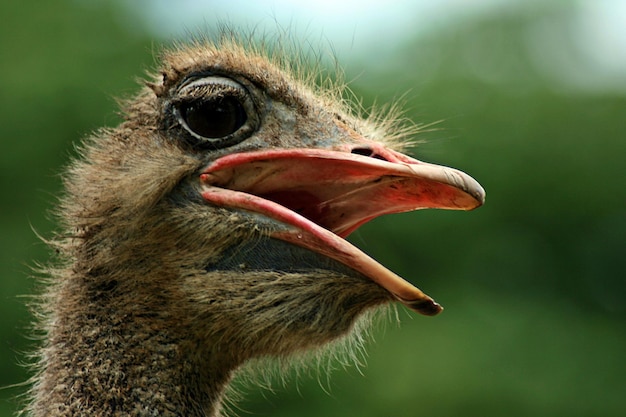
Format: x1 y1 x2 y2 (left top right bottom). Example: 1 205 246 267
0 1 623 416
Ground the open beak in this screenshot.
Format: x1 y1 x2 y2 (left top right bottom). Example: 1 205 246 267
199 144 485 316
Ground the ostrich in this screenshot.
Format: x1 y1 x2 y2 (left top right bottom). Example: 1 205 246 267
27 36 485 416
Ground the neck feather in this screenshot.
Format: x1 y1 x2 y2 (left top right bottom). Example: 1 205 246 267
30 272 235 417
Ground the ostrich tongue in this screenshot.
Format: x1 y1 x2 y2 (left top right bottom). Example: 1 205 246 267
200 148 485 316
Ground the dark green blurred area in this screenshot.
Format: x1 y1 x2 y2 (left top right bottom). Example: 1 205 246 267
1 1 623 416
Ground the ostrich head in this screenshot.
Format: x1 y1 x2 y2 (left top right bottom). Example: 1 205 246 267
31 35 484 416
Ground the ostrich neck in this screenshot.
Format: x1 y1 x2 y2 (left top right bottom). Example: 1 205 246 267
32 273 234 417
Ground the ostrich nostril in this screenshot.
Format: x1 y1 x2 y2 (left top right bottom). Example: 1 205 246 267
350 146 389 161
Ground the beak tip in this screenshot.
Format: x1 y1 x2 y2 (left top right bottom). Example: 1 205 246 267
466 183 486 210
475 185 487 205
405 298 444 316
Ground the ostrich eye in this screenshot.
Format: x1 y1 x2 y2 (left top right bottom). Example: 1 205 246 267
174 76 258 148
180 96 248 139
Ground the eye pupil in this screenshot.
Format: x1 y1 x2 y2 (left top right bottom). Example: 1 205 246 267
180 96 247 139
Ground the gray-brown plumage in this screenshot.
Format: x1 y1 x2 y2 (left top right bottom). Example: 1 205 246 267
27 35 484 416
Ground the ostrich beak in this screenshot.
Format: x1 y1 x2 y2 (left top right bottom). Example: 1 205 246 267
199 143 484 316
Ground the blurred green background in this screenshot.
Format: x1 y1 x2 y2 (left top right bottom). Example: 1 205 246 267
1 1 624 416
